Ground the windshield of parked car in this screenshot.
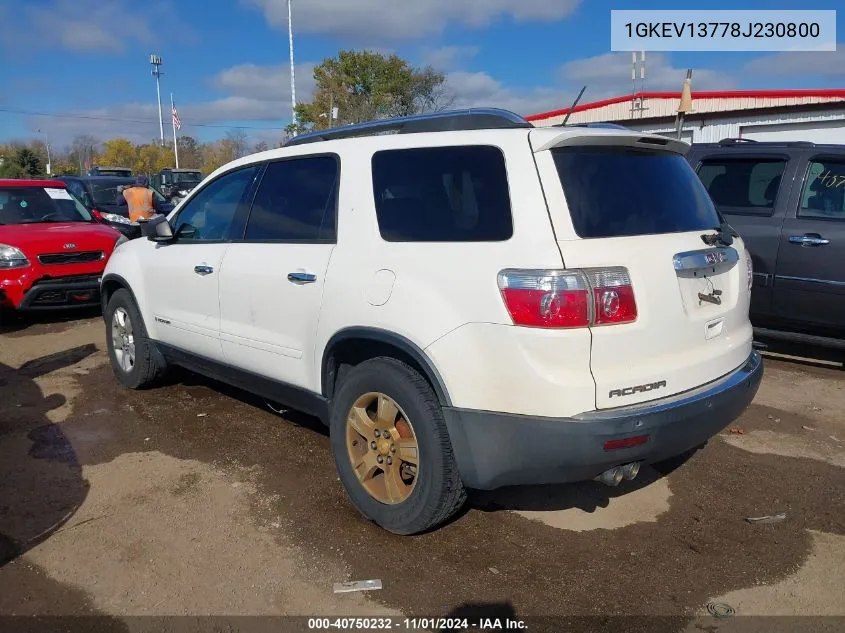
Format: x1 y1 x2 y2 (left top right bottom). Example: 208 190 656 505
0 186 94 224
89 178 167 205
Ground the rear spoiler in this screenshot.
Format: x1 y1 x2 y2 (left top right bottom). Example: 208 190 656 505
530 129 690 155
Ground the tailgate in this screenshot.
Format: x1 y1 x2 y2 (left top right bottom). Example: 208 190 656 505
532 131 754 409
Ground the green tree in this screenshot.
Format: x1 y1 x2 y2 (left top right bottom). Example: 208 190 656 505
293 50 451 132
0 147 44 178
100 138 136 168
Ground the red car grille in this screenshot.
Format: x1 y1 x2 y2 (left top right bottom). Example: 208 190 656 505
38 251 104 265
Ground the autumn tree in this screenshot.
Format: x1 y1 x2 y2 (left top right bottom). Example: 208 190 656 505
176 135 202 169
100 138 137 168
252 141 269 154
133 143 171 176
292 50 451 133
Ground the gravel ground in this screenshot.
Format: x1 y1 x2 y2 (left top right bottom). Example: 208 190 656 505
1 313 843 633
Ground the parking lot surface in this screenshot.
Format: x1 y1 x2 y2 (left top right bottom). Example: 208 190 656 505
1 314 844 630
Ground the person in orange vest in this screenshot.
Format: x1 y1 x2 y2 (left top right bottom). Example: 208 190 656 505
117 175 163 222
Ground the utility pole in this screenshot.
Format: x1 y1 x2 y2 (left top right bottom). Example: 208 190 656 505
38 129 51 175
287 0 297 135
150 54 165 145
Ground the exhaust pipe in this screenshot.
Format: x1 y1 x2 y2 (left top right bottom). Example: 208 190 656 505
621 462 640 481
594 462 641 487
594 466 624 487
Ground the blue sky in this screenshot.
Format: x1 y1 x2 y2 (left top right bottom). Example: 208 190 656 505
0 0 842 148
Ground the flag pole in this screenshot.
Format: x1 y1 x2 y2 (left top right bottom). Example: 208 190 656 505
170 93 180 168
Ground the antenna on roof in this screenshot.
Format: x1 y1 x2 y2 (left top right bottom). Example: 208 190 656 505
560 86 586 126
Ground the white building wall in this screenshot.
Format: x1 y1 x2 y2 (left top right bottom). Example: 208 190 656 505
624 108 845 144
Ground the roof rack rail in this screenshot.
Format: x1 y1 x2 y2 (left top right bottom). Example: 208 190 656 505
718 137 758 145
284 108 533 146
560 122 630 130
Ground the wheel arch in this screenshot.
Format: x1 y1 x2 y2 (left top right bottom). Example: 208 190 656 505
321 327 452 407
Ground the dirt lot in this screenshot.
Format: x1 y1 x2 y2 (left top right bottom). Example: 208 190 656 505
1 313 844 632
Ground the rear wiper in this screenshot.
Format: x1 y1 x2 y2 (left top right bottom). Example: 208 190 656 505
701 221 738 246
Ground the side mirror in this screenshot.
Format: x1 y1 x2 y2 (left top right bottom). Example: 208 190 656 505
140 214 174 242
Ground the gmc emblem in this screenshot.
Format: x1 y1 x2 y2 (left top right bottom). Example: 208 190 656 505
609 380 667 398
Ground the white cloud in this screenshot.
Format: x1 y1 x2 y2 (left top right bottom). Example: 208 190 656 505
24 0 156 53
421 46 480 71
745 46 845 77
212 63 317 101
247 0 582 40
559 52 736 97
445 71 574 117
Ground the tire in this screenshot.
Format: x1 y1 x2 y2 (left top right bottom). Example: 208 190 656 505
329 357 466 535
104 288 163 389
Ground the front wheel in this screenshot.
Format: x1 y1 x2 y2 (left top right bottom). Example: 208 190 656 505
105 288 164 389
329 357 466 535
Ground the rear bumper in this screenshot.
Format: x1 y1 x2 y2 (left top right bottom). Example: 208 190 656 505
443 351 763 490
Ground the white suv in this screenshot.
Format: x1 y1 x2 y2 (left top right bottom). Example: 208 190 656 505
101 109 763 535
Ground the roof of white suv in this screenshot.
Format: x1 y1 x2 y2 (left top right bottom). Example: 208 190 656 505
203 108 690 185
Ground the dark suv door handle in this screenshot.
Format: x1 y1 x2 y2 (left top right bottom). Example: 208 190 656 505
789 234 830 247
287 272 317 284
194 265 214 275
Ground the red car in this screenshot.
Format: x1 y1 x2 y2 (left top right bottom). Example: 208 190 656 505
0 179 125 313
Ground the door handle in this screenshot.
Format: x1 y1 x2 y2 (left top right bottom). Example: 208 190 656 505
287 272 317 284
789 235 830 247
194 264 214 275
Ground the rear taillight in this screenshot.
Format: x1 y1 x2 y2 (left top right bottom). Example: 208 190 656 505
498 267 637 329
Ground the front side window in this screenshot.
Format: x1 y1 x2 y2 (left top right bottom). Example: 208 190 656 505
696 158 786 216
245 156 338 242
0 187 93 225
172 165 259 241
371 145 513 242
799 159 845 220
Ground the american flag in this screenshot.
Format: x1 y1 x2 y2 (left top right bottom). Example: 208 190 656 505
172 103 182 130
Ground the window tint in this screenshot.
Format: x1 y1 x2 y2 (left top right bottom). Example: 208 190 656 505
172 165 259 241
552 147 719 238
245 156 338 241
799 159 845 220
696 158 786 216
371 145 513 242
0 187 92 225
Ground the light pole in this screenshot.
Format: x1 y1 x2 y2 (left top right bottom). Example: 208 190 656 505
38 129 51 175
150 54 165 145
287 0 297 135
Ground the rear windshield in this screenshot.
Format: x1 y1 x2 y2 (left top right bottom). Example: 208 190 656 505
552 147 720 238
0 187 93 225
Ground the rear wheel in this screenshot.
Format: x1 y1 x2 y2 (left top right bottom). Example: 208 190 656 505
105 289 163 389
329 357 466 535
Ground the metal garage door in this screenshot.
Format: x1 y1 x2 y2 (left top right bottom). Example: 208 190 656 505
741 119 845 144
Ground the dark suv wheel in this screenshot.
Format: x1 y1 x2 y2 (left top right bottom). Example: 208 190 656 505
104 289 164 389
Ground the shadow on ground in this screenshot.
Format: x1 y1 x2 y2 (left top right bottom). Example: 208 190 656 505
0 307 101 337
0 344 96 568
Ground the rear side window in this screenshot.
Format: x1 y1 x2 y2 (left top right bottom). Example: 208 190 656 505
371 145 513 242
245 155 339 242
552 147 719 238
696 158 786 216
799 158 845 220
